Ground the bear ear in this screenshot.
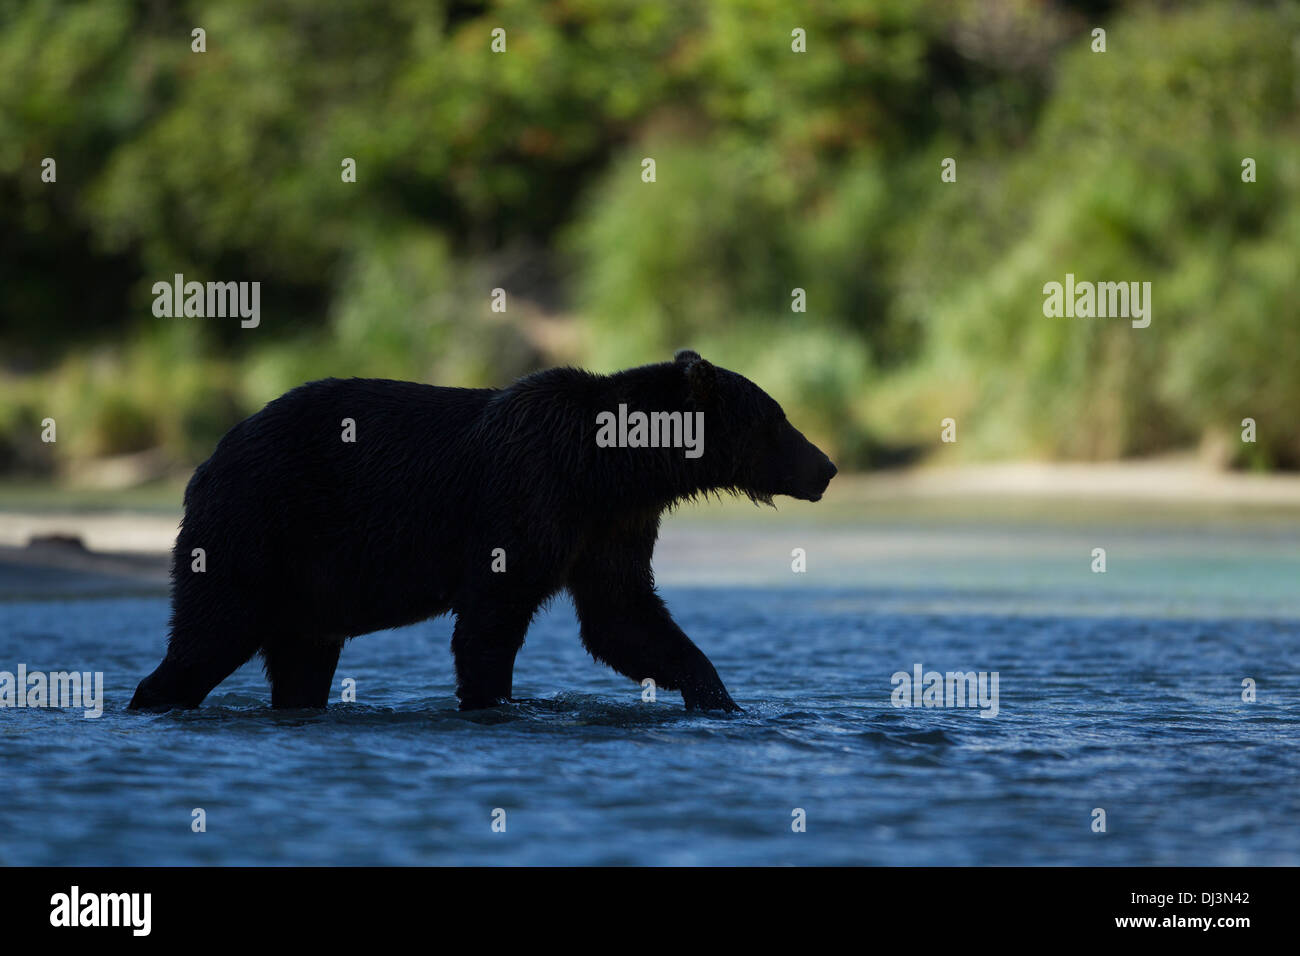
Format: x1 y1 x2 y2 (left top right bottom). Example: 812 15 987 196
682 354 716 404
674 349 702 365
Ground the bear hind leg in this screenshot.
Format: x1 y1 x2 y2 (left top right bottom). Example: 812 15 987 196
264 637 344 709
451 605 535 710
129 625 263 711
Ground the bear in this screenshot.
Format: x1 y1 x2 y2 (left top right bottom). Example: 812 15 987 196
128 350 837 713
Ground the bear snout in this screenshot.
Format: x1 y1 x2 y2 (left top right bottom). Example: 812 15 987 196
803 457 837 501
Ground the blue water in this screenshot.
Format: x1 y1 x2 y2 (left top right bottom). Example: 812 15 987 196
3 523 1298 865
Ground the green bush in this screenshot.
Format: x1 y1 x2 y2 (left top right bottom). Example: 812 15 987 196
2 0 1296 475
879 2 1300 464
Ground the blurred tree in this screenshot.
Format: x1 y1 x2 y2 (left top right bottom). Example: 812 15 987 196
0 0 1294 472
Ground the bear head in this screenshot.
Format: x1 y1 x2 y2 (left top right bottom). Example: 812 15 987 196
672 349 837 504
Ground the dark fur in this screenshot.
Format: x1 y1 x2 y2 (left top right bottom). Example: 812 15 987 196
128 351 837 713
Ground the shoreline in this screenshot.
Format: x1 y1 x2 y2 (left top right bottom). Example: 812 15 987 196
1 457 1298 599
847 458 1300 504
3 457 1300 556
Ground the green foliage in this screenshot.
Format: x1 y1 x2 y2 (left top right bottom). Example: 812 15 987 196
0 0 1295 474
884 2 1300 466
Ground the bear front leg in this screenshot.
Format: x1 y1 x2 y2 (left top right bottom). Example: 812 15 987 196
451 605 535 710
568 531 740 712
573 587 739 712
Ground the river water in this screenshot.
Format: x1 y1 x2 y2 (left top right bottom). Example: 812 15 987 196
2 506 1297 865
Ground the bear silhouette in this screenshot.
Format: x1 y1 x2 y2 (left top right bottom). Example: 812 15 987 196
128 351 836 713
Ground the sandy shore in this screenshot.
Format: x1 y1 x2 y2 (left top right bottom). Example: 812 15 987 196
846 458 1300 504
1 457 1297 598
0 539 168 599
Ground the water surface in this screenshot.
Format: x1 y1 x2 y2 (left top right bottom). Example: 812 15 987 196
2 514 1297 865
